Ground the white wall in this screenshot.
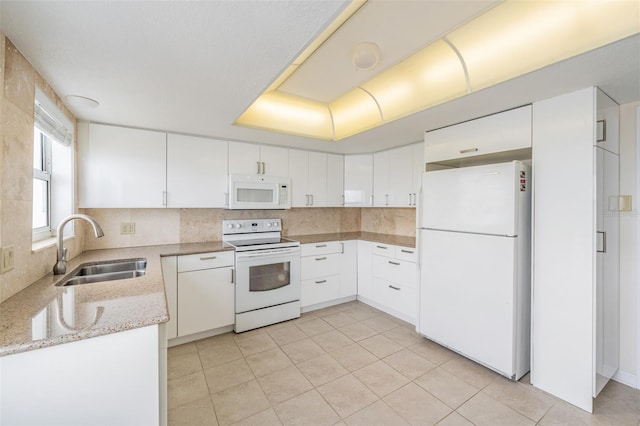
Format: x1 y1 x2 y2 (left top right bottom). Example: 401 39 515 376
615 101 640 388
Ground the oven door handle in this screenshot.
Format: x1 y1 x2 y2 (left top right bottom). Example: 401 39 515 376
235 249 300 261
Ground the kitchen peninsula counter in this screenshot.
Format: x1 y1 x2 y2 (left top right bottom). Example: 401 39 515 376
288 231 416 248
0 242 234 357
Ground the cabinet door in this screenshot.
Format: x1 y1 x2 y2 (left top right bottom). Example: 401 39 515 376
260 145 289 175
339 241 357 298
308 152 327 207
411 143 424 206
389 145 413 207
161 256 178 339
289 149 309 207
167 134 228 207
594 147 620 396
373 151 390 206
79 124 166 208
327 154 345 207
178 267 234 336
344 154 373 207
357 240 373 298
425 105 532 163
229 142 261 174
595 89 619 154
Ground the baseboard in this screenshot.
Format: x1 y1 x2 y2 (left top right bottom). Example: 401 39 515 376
301 295 357 313
356 295 416 325
613 369 638 389
168 325 234 347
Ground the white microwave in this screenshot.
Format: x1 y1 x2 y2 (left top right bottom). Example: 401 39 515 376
228 175 291 210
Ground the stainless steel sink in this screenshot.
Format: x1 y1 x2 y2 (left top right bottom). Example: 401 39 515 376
57 259 147 287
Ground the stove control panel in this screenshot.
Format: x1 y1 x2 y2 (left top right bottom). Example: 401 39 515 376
222 218 282 235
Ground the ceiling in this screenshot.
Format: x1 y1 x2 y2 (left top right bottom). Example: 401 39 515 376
2 1 639 154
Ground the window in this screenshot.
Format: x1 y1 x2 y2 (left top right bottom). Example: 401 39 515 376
32 87 74 243
32 128 52 237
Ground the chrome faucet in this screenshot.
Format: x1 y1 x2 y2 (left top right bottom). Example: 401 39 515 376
53 214 104 275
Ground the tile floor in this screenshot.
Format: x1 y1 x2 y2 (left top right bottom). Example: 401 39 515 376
168 301 640 426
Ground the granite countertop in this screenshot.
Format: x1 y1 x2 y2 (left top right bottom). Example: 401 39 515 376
0 242 234 357
287 231 416 248
0 234 412 357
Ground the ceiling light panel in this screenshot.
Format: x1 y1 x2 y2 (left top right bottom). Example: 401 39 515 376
235 91 333 140
361 39 467 122
447 0 640 92
330 87 382 140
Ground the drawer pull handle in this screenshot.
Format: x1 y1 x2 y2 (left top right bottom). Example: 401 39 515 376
200 256 217 260
400 249 414 254
460 148 478 154
388 285 401 291
315 279 327 284
316 244 327 248
315 257 327 261
376 245 388 249
388 261 401 266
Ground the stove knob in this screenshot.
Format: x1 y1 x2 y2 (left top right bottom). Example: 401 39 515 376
234 223 241 229
273 222 279 228
266 222 272 228
227 223 234 229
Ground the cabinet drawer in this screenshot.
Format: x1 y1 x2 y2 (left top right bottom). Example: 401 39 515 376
373 256 417 288
178 251 234 272
395 246 417 263
373 278 417 319
372 243 393 257
301 253 340 280
301 241 342 257
301 275 340 307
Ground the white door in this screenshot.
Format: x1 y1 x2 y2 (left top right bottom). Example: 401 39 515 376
80 124 166 208
373 150 390 206
422 162 518 235
289 149 309 207
420 229 517 377
327 154 344 207
344 154 373 207
260 146 289 175
166 134 228 207
228 142 261 175
308 152 327 207
178 267 234 336
389 145 412 207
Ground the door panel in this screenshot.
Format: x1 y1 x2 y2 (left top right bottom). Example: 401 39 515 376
420 229 517 376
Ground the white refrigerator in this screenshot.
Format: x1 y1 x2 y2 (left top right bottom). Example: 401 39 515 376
418 161 531 380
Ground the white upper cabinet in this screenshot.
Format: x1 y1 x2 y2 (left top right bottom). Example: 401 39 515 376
326 154 345 207
595 90 619 154
412 143 424 203
289 150 327 207
373 151 390 207
79 123 166 208
425 105 532 164
344 154 373 207
166 134 228 208
228 141 289 175
373 144 420 207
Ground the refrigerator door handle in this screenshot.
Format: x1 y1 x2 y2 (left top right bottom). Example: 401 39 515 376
597 231 607 253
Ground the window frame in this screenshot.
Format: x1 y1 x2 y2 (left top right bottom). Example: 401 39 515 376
32 128 54 241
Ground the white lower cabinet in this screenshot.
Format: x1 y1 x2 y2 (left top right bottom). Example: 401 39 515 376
301 241 357 309
178 267 235 336
163 251 235 342
366 243 418 323
356 240 374 299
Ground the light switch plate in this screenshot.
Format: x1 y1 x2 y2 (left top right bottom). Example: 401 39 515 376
1 245 15 273
619 195 632 212
120 222 136 234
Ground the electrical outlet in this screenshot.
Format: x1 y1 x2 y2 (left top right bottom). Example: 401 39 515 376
120 222 136 234
1 245 15 273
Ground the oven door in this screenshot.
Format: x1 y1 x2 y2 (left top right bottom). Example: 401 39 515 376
235 247 301 313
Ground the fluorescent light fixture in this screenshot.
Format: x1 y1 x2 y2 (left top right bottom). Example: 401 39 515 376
235 0 640 141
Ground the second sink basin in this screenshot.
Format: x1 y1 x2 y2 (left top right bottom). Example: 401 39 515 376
58 259 147 287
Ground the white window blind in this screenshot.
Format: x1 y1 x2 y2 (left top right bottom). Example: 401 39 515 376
34 87 73 146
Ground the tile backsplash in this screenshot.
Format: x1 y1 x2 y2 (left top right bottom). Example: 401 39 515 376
81 207 415 250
